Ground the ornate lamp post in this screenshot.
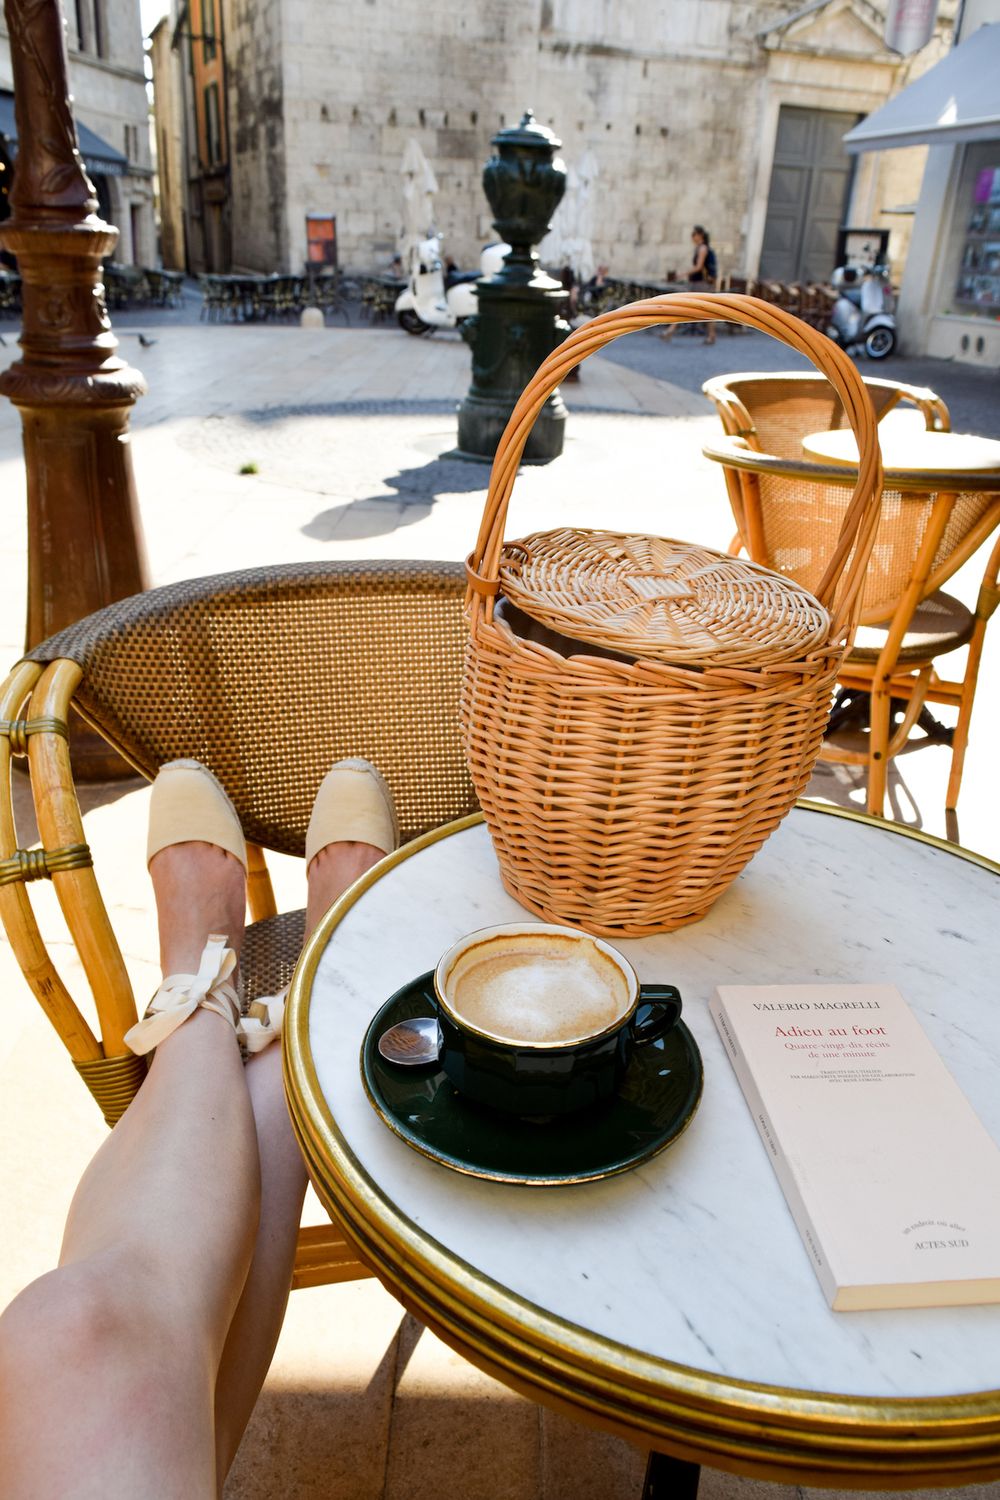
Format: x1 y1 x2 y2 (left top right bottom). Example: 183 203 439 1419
0 0 149 777
457 111 570 463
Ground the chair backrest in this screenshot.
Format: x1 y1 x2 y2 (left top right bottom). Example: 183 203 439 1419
702 441 1000 625
26 560 477 851
702 371 951 460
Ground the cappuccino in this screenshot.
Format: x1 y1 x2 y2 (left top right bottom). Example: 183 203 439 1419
446 932 630 1046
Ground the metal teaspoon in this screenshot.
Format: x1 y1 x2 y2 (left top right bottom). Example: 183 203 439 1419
377 1016 441 1066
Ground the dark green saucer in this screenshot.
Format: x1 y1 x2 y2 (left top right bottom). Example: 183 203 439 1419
360 973 704 1186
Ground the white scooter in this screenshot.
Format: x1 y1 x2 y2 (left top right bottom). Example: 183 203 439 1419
395 235 508 335
826 262 897 360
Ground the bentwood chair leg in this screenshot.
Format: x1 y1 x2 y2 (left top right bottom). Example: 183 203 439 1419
867 686 892 818
948 536 1000 811
946 628 985 812
642 1451 700 1499
246 842 278 921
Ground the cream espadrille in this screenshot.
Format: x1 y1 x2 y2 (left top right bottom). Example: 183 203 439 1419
145 759 247 872
305 758 399 869
127 760 248 1057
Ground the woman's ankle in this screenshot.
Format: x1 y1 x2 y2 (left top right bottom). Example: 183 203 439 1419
305 840 384 938
152 843 247 976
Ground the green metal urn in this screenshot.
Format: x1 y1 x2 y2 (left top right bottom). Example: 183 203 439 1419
457 111 570 463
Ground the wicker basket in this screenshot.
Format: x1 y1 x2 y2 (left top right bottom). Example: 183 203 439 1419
462 293 883 937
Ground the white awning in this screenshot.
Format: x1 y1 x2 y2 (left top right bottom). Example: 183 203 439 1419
843 23 1000 153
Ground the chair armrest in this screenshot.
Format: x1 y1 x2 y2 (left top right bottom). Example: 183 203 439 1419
701 379 761 448
892 381 951 432
0 657 144 1125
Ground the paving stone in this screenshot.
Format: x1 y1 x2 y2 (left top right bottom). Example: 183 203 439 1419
382 1317 542 1500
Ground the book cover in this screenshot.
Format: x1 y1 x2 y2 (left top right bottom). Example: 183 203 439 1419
710 983 1000 1311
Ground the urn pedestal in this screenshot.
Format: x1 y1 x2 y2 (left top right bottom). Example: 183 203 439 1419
457 112 570 464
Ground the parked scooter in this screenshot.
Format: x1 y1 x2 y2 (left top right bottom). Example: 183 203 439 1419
826 261 896 360
395 235 508 334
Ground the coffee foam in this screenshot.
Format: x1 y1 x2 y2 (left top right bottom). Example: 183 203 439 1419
445 932 630 1046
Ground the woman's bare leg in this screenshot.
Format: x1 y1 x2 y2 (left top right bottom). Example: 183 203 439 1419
0 843 256 1500
213 841 386 1485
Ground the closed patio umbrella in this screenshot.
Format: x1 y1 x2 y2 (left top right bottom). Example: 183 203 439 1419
399 138 438 273
542 149 598 285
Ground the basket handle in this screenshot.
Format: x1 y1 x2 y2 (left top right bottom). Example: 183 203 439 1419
466 293 883 640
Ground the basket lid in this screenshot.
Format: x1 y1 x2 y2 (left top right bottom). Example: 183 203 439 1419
498 529 831 667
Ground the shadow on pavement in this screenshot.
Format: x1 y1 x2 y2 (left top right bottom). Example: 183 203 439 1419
804 756 958 840
302 452 491 542
11 769 145 844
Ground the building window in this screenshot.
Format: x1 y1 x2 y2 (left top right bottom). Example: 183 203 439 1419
74 0 87 51
204 82 222 167
93 0 106 59
951 162 1000 320
202 0 217 62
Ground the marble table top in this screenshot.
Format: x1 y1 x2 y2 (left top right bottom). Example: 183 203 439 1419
801 427 1000 474
299 805 1000 1407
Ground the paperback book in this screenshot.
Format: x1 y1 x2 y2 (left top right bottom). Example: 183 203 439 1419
710 983 1000 1311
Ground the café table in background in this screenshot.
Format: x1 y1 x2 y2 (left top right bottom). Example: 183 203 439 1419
801 427 1000 474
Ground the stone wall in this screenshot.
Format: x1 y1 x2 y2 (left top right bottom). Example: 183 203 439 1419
245 0 947 283
223 0 287 270
273 0 542 276
150 16 185 268
270 0 790 276
257 0 947 280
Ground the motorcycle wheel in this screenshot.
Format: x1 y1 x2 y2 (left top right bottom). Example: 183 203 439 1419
865 326 896 360
397 309 433 336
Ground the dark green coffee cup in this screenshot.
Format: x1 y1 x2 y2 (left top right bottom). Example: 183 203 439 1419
433 922 681 1118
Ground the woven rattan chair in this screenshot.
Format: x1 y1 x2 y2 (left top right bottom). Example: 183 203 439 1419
703 371 952 558
701 436 1000 817
0 560 475 1287
703 370 950 461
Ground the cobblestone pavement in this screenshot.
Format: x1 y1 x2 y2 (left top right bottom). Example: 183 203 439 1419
0 319 995 851
0 315 998 1500
4 274 995 431
600 324 1000 440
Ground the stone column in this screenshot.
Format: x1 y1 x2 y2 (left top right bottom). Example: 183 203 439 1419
457 112 570 463
0 0 149 778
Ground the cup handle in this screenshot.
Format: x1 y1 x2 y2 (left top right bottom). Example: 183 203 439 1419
632 984 682 1045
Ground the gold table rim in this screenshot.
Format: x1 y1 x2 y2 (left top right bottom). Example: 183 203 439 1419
283 800 1000 1480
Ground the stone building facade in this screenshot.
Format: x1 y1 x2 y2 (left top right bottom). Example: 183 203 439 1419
150 14 185 267
0 0 154 265
155 0 951 284
150 0 232 273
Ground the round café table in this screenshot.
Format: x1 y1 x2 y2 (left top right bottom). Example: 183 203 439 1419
801 427 1000 474
284 803 1000 1489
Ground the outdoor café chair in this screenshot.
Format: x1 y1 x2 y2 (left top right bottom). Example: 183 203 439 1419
199 273 236 322
703 369 951 461
703 370 952 554
0 559 475 1288
701 435 1000 818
